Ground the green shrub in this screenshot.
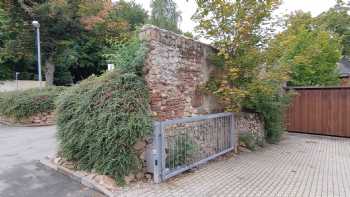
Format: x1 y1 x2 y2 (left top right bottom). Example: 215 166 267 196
166 134 197 168
103 35 147 76
243 82 292 143
56 71 152 183
56 37 152 183
0 87 64 120
239 133 257 151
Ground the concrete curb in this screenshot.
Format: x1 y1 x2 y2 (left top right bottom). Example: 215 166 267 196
39 157 115 197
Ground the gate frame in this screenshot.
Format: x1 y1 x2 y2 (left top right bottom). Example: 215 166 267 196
151 112 236 183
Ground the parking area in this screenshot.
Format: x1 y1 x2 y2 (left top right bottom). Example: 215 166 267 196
1 124 350 197
116 133 350 197
0 125 104 197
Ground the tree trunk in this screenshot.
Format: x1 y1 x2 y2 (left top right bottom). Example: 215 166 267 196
45 57 55 86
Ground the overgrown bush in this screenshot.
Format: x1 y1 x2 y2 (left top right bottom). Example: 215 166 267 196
239 133 257 151
243 80 292 143
0 87 64 120
56 37 152 183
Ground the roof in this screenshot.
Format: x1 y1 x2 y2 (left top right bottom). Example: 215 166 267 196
338 56 350 77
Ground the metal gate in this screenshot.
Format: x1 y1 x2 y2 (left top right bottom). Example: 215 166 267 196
147 113 236 183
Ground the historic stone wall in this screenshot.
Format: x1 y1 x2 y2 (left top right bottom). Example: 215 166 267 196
139 25 265 148
235 112 265 146
140 25 223 121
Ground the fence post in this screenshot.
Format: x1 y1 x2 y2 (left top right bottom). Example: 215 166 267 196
152 122 162 183
229 113 236 149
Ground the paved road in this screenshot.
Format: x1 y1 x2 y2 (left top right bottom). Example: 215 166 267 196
116 133 350 197
0 124 104 197
2 125 350 197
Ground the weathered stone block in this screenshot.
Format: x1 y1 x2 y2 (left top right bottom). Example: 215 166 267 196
141 25 223 121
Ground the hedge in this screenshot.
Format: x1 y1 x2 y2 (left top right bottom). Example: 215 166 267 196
56 37 152 183
0 87 64 120
56 71 152 183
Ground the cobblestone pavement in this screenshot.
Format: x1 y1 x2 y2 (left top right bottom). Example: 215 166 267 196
116 133 350 197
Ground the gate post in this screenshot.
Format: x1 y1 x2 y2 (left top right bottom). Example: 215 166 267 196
152 122 162 183
229 113 236 150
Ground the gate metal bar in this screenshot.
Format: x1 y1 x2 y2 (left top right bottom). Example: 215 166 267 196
150 113 236 183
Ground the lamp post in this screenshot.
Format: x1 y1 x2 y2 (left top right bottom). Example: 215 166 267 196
32 20 42 88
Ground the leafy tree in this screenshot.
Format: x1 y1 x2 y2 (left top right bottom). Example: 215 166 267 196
194 0 293 143
0 0 37 80
0 5 12 80
0 0 148 85
150 0 181 33
0 5 8 49
268 12 342 86
316 1 350 56
194 0 282 110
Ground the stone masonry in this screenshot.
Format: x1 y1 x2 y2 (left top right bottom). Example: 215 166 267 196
139 25 264 139
140 25 223 121
0 112 55 126
235 112 265 146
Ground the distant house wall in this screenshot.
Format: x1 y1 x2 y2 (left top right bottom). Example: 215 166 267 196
0 80 45 92
340 76 350 86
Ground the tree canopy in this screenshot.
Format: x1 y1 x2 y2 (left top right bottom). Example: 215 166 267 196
316 1 350 56
194 0 291 143
268 12 342 86
0 5 12 80
0 0 148 85
150 0 181 33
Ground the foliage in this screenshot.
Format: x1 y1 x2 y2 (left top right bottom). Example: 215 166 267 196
268 12 342 86
316 1 350 56
108 0 148 32
103 35 147 76
166 134 197 167
0 0 36 80
183 32 194 38
56 38 152 184
239 133 257 151
0 0 148 84
243 81 292 143
194 0 281 111
0 5 8 51
194 0 292 143
0 5 13 82
0 86 64 120
150 0 182 33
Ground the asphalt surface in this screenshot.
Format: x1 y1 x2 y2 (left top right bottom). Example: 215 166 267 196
0 124 104 197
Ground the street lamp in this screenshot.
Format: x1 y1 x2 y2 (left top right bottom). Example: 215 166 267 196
32 20 42 88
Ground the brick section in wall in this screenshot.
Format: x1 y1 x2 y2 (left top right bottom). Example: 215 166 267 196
140 25 223 121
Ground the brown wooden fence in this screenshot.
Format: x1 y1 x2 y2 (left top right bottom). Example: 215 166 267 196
286 86 350 137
